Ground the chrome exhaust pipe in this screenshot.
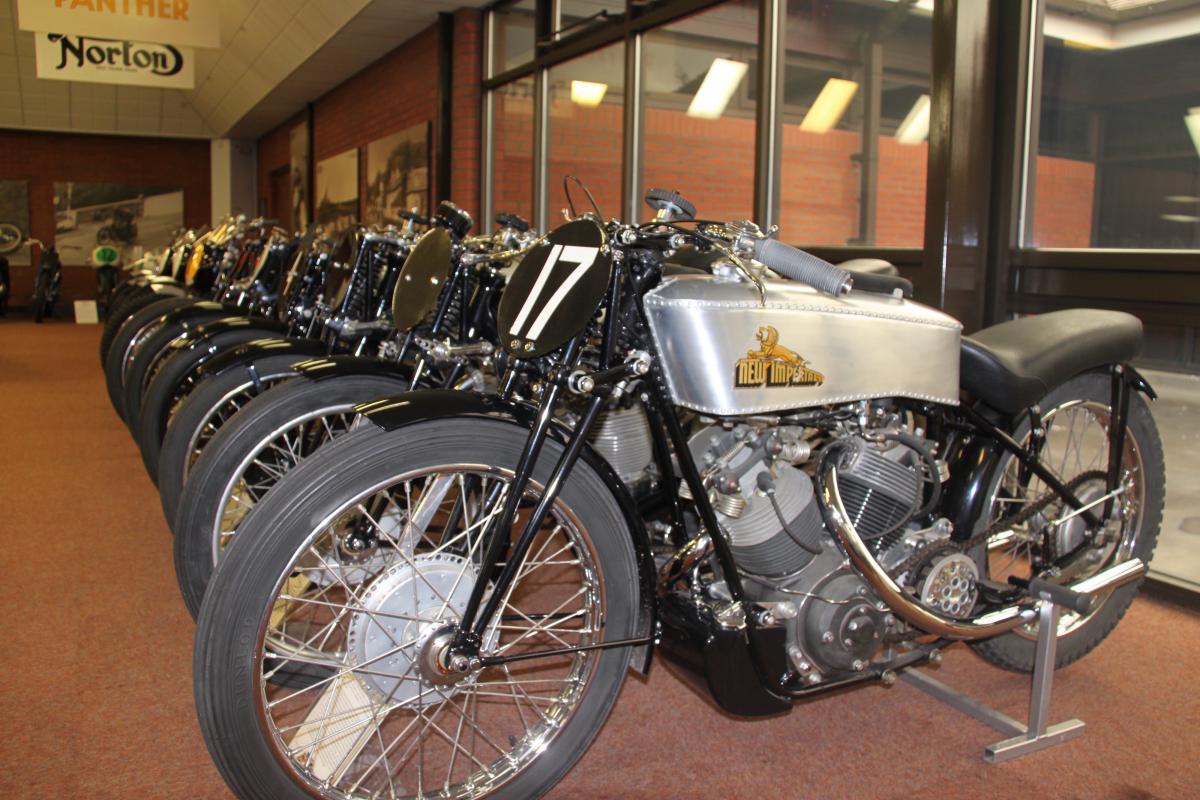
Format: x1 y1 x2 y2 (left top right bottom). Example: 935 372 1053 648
1071 556 1145 595
820 464 1145 641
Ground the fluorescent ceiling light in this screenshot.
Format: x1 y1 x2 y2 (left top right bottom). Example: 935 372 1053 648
883 0 934 14
1186 107 1200 158
1161 214 1200 223
799 78 859 134
895 94 931 144
686 58 748 120
1165 195 1200 203
570 80 608 107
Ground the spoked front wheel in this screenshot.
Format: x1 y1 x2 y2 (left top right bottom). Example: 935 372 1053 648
173 373 412 616
195 418 639 800
970 370 1164 671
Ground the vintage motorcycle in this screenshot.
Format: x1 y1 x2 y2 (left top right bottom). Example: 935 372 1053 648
193 190 1162 800
169 211 532 616
29 239 61 323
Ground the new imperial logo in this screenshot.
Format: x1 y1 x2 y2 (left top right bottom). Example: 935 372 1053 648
734 326 825 388
46 33 184 76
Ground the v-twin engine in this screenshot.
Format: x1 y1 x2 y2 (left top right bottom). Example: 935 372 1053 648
682 418 945 685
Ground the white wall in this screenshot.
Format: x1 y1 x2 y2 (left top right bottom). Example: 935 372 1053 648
210 138 257 221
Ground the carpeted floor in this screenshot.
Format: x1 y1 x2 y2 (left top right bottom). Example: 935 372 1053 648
1 319 1197 799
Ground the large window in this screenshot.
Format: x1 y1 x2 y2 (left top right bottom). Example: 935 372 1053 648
547 44 625 219
492 0 537 76
778 0 933 246
1025 0 1200 249
641 1 759 224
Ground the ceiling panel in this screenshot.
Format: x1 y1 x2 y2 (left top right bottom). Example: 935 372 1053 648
0 0 487 141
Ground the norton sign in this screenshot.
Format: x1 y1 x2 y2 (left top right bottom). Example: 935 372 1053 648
17 0 219 49
35 33 194 88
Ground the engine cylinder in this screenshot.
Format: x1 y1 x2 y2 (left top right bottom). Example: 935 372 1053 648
835 438 922 543
590 406 655 486
724 464 823 576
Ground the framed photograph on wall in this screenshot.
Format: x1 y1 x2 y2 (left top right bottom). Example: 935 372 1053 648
289 123 310 232
365 122 430 226
51 182 184 262
0 180 32 265
315 149 360 233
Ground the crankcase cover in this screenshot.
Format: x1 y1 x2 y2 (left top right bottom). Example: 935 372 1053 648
643 275 961 415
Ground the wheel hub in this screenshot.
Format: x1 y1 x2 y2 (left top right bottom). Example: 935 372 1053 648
345 552 484 705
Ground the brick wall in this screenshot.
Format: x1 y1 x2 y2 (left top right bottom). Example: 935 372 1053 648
450 9 482 225
256 10 484 232
0 128 210 306
1030 155 1095 248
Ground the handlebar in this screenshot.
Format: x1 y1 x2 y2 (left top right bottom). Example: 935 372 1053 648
751 238 852 296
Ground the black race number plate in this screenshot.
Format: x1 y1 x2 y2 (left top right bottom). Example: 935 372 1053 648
392 227 453 332
497 219 611 358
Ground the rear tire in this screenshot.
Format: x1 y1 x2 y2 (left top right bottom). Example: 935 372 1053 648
194 418 639 800
969 370 1164 672
173 373 413 617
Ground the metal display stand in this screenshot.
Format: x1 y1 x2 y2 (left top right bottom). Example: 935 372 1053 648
899 600 1085 764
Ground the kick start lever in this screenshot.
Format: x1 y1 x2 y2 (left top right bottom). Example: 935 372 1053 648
1008 576 1098 616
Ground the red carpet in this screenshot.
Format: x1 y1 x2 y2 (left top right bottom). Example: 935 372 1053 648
0 319 1196 799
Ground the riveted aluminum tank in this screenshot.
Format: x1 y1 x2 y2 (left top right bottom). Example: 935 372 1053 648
643 275 961 416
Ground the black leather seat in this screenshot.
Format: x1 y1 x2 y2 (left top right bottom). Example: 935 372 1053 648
960 309 1142 414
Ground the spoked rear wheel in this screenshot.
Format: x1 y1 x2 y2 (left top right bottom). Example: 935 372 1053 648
970 371 1164 671
194 419 639 800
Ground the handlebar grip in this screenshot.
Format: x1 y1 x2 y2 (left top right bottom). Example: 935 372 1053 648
1025 577 1098 615
753 238 853 296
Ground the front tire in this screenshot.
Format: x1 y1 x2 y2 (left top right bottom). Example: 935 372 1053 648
970 370 1164 672
102 297 195 419
173 373 414 616
33 275 46 323
194 418 639 800
156 353 323 529
134 327 281 479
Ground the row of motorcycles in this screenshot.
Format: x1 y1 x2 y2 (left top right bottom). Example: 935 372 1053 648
100 187 1164 800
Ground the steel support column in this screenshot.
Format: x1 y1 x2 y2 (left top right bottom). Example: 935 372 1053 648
622 32 644 224
753 0 784 230
854 40 882 245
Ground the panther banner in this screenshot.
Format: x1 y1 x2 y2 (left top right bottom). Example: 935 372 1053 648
34 32 194 88
17 0 219 49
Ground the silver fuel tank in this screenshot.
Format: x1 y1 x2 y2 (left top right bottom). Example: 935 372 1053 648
643 275 961 416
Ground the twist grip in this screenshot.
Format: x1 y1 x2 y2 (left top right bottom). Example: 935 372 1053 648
752 238 853 296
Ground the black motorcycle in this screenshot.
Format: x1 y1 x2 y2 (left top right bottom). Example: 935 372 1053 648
168 211 530 616
29 240 61 323
194 190 1163 800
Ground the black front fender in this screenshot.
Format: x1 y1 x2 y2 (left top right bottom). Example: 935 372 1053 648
291 355 414 383
358 389 658 675
197 337 329 380
174 315 289 351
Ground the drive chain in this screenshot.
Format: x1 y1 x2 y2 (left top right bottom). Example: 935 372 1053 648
888 469 1109 584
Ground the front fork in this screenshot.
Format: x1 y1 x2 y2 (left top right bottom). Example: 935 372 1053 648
449 335 594 657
